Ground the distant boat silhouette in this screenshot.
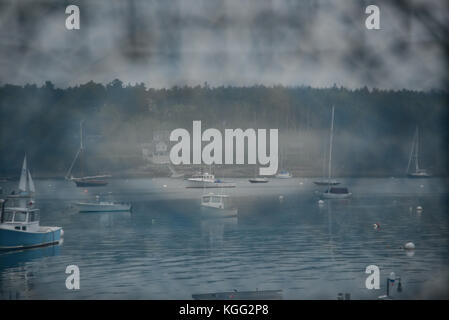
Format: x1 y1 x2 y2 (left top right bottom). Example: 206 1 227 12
406 126 431 178
314 106 340 186
320 106 351 199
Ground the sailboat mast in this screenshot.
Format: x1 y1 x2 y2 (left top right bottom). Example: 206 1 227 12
327 106 335 185
80 120 85 177
415 126 419 171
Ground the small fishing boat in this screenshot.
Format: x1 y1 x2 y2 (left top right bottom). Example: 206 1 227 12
407 126 432 178
248 177 268 183
186 172 236 188
75 195 131 212
192 289 283 300
66 121 111 187
0 200 63 250
200 194 238 218
322 187 352 199
7 155 35 199
275 170 292 179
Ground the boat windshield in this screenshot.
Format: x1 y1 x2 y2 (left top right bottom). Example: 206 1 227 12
14 211 27 222
29 212 39 222
202 196 211 203
2 211 14 222
211 196 223 203
329 187 349 194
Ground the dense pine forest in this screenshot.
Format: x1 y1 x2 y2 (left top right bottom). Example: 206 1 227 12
0 80 447 177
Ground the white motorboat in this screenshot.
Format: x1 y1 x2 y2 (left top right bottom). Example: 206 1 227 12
186 172 236 188
75 201 132 212
200 194 238 218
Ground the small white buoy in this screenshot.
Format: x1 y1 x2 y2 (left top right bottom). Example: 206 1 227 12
416 206 423 211
279 195 284 203
404 242 415 250
299 181 303 185
163 184 167 188
420 184 424 188
373 223 380 230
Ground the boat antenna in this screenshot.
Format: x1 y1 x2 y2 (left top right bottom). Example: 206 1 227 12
0 198 8 223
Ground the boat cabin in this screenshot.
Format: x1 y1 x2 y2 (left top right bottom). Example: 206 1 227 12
0 207 40 232
190 172 215 181
201 194 231 209
325 187 350 194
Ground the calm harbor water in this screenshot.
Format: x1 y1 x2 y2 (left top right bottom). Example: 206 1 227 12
1 177 448 299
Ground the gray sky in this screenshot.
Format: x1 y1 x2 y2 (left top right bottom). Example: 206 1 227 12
0 0 447 89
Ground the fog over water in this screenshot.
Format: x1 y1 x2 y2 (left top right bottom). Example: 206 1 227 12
0 0 447 89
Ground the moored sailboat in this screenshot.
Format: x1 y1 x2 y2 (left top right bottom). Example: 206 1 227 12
407 126 431 178
320 106 351 199
7 155 35 199
66 121 111 187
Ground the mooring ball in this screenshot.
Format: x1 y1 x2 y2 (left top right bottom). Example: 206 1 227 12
416 206 423 211
318 200 324 205
404 242 415 250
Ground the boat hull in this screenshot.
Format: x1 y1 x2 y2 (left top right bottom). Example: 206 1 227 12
186 180 236 188
200 206 238 218
0 227 62 250
249 178 268 183
74 180 108 187
407 173 432 178
75 203 132 212
7 192 34 199
314 180 340 186
275 173 292 179
322 192 352 199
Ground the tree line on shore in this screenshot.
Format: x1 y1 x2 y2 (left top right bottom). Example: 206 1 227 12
0 79 447 177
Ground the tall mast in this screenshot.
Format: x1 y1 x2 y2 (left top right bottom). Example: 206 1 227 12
415 126 419 171
327 106 335 187
80 120 85 177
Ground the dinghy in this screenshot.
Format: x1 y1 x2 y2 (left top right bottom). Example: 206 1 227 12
248 177 268 183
